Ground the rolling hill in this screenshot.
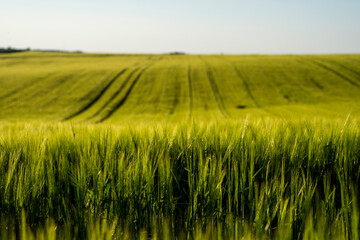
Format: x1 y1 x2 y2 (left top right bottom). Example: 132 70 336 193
1 52 360 123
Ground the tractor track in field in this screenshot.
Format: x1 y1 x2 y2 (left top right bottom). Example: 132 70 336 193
293 58 326 91
273 61 319 103
308 77 324 90
96 63 154 123
323 60 360 79
85 67 142 121
301 58 360 88
227 61 260 108
0 74 53 101
187 65 193 119
251 58 313 104
169 75 181 115
220 57 283 118
62 69 128 121
202 59 230 118
33 73 88 100
3 74 75 108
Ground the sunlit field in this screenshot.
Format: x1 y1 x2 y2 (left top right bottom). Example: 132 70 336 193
1 52 360 239
1 52 360 122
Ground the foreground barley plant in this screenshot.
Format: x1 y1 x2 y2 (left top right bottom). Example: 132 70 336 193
0 119 359 239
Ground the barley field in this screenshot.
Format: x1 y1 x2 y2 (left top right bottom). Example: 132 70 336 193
1 52 360 239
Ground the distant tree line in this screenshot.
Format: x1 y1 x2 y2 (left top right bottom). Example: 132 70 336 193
169 51 186 55
32 49 83 53
0 47 30 53
0 47 82 54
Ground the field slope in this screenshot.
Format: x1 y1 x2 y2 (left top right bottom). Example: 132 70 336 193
1 52 360 123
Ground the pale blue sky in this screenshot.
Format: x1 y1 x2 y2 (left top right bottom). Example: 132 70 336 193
1 0 359 54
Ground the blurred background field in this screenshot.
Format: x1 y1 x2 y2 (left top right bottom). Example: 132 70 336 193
1 52 360 123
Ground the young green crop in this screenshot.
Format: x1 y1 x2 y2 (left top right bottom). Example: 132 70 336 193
0 119 359 239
